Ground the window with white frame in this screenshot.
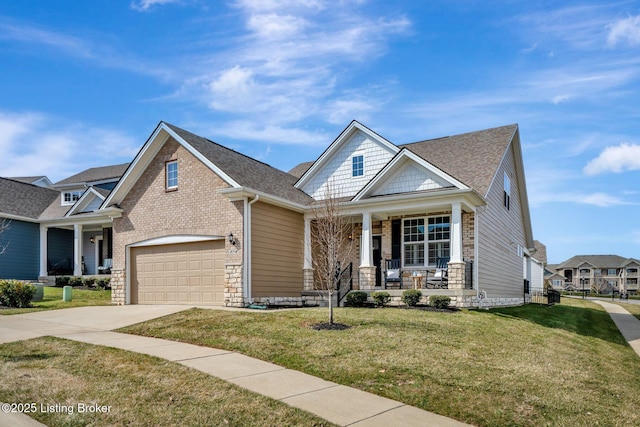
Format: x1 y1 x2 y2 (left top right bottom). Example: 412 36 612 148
166 160 178 190
608 269 617 276
402 216 450 267
352 155 364 177
62 190 83 206
503 172 511 210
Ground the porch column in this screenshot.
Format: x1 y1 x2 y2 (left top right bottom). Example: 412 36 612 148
39 224 48 277
303 216 314 290
450 202 462 263
361 211 373 267
73 224 83 276
448 202 466 290
304 216 312 269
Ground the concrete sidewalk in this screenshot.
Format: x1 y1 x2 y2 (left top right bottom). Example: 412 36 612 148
0 306 472 427
592 300 640 358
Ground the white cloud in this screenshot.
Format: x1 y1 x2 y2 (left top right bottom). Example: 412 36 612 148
247 13 309 39
584 143 640 175
0 111 138 182
130 0 180 12
607 15 640 47
581 192 631 207
0 19 92 58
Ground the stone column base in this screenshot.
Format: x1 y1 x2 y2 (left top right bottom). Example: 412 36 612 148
447 261 466 290
225 263 245 307
304 268 315 291
111 269 126 305
359 266 376 290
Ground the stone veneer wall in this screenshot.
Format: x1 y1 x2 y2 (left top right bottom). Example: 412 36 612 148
225 263 244 307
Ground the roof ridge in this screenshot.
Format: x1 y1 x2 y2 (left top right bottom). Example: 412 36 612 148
402 123 518 146
163 122 290 175
0 177 58 193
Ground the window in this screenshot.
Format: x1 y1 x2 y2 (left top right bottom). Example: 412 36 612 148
628 268 638 274
503 172 511 210
62 191 83 206
352 155 364 177
594 269 602 275
579 268 590 275
402 216 450 267
608 269 617 276
166 161 178 190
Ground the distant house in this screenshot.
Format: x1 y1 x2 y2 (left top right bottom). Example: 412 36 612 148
2 120 539 308
551 255 640 295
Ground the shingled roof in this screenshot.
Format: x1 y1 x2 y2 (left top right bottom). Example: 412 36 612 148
165 124 314 205
55 163 130 186
399 124 517 197
0 178 61 220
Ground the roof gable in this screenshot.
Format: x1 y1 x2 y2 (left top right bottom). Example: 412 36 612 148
401 124 517 197
295 121 399 199
104 122 313 209
352 149 466 201
65 187 106 217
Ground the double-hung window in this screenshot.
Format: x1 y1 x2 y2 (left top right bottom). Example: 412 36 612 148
166 160 178 190
402 216 450 267
62 191 83 206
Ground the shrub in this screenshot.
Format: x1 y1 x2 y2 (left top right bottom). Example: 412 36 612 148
402 289 422 307
0 280 36 308
371 291 391 307
82 277 97 288
69 276 83 287
55 276 71 287
345 291 368 307
96 278 111 290
429 295 451 309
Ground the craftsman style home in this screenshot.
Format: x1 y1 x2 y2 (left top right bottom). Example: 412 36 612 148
1 120 537 308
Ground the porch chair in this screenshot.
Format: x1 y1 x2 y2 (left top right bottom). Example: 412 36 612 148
384 259 402 289
97 258 112 275
426 257 449 289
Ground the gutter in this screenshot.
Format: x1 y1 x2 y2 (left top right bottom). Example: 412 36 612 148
244 195 260 305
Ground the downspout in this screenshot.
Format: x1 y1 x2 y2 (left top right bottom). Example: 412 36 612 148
245 195 260 304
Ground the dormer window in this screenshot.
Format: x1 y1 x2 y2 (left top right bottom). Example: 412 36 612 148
166 160 178 190
352 155 364 177
62 191 83 206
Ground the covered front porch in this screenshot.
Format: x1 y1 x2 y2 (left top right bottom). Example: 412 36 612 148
303 196 480 300
38 209 121 283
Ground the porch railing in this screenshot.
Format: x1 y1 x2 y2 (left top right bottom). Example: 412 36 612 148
336 262 353 305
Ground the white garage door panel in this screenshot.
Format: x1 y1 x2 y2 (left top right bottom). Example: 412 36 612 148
131 240 225 305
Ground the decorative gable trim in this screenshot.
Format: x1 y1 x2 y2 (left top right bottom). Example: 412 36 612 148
352 149 468 201
102 122 241 209
294 120 399 190
65 187 105 217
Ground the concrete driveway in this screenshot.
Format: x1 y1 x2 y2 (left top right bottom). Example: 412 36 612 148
0 305 191 344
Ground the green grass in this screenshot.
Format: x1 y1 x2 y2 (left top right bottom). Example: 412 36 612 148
0 287 111 315
0 337 334 427
121 299 640 427
616 301 640 321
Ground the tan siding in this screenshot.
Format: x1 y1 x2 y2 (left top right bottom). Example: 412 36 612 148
251 202 304 297
477 141 528 298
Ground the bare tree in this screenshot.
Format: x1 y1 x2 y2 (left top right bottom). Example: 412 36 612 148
0 219 10 255
591 277 609 295
309 182 354 325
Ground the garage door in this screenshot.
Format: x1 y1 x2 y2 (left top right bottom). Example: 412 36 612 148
131 240 225 305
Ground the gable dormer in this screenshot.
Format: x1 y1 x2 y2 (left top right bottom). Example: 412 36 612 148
353 149 467 201
295 121 399 200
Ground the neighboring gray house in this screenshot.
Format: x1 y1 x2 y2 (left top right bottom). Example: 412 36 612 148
551 255 640 295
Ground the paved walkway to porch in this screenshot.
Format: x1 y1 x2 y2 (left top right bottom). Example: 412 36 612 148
1 305 472 427
592 300 640 358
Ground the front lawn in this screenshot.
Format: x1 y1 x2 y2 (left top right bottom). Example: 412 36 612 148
121 299 640 427
0 287 111 315
618 301 640 321
0 337 334 426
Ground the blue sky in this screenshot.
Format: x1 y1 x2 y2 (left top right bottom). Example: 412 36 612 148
1 0 639 263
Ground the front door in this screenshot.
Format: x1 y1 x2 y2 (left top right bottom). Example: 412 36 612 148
373 236 382 288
